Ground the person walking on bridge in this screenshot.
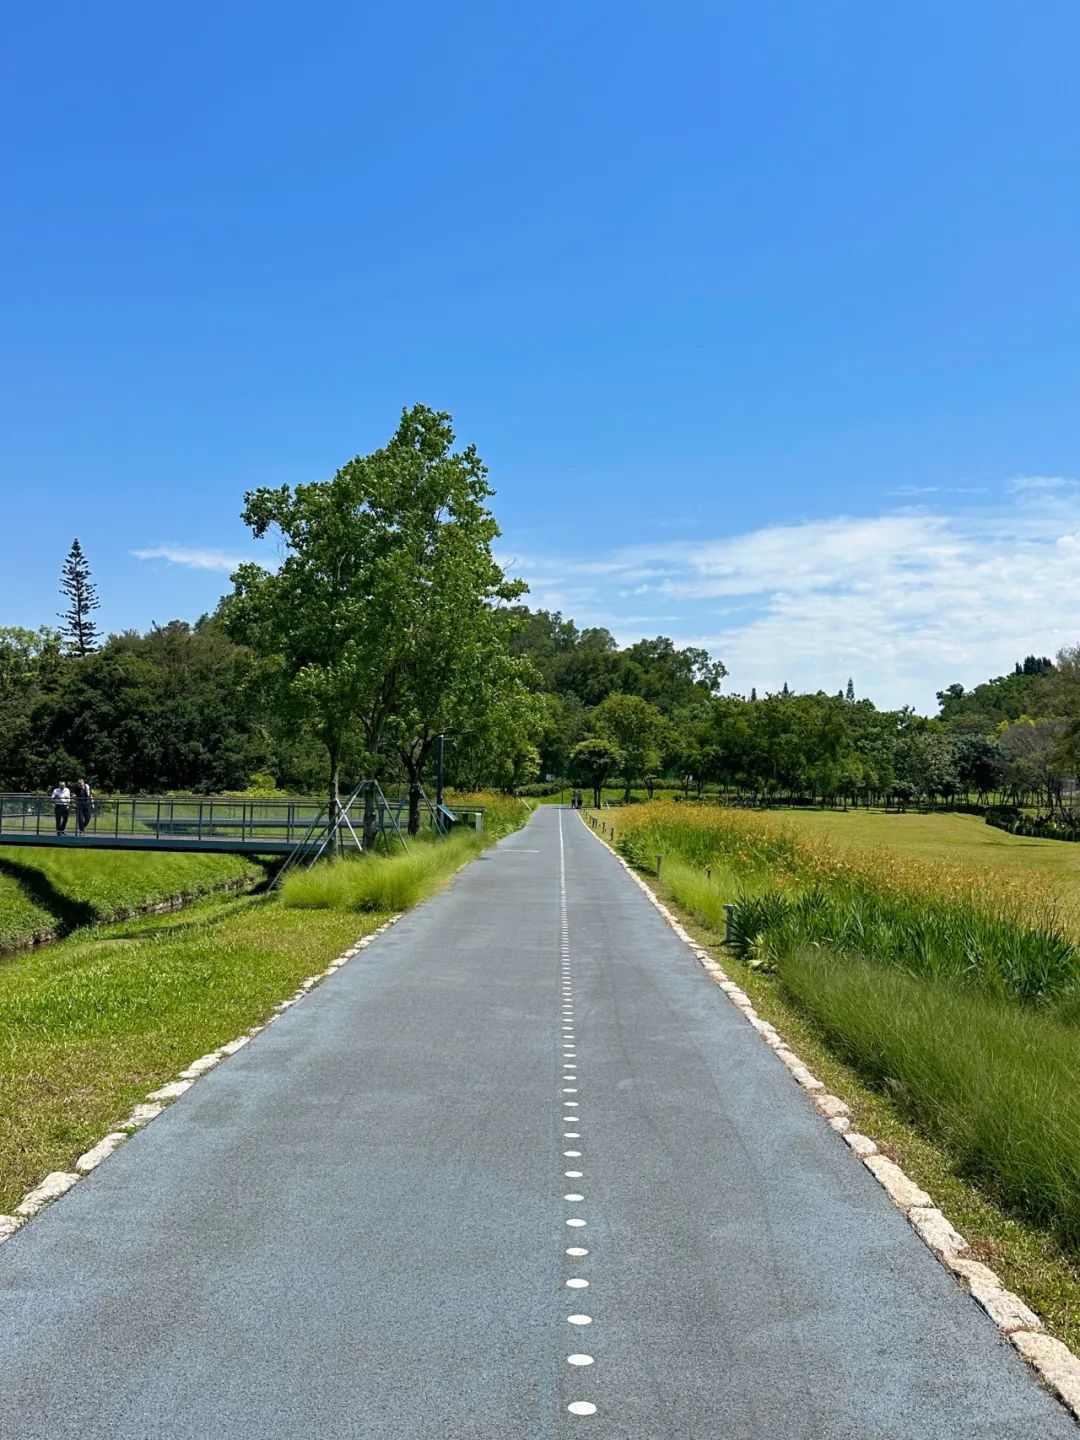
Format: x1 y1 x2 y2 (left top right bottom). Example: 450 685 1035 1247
74 778 93 836
51 781 71 836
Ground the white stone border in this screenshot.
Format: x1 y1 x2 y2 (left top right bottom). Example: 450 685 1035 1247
0 915 402 1243
580 815 1080 1425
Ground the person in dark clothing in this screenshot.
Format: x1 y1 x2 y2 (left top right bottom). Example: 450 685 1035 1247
51 781 71 835
74 778 93 837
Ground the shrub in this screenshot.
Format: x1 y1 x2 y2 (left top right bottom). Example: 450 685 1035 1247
281 832 481 913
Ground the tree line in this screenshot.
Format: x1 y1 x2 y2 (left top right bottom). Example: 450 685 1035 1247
529 627 1080 814
4 405 1080 824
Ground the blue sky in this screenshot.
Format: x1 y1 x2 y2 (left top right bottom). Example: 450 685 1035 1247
4 2 1079 710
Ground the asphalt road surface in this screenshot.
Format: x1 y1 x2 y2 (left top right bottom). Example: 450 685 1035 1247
0 807 1073 1438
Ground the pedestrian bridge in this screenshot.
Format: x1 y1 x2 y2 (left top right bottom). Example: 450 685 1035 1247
0 792 484 857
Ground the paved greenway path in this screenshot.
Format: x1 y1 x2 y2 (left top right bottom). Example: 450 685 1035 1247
0 808 1073 1439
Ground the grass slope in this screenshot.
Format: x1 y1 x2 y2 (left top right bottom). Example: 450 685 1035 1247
0 845 264 953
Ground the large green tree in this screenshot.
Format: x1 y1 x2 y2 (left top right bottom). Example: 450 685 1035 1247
593 693 669 802
570 737 622 807
231 405 526 841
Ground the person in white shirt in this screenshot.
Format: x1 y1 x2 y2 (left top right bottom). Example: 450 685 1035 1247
51 782 71 836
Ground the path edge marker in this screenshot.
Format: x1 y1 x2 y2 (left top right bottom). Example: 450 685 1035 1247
0 914 403 1238
578 811 1080 1426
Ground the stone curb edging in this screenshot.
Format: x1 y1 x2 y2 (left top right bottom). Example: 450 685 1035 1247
0 914 402 1243
579 815 1080 1426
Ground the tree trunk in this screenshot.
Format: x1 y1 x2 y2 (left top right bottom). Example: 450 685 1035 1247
363 782 378 850
327 743 341 854
406 758 423 838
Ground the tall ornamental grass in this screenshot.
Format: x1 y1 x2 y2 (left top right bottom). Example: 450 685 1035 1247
616 802 1080 1009
281 832 482 913
778 948 1080 1255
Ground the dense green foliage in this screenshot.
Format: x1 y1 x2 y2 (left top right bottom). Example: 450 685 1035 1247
522 620 1080 816
6 409 1080 823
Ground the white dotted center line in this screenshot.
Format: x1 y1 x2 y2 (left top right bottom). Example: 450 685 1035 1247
558 811 596 1419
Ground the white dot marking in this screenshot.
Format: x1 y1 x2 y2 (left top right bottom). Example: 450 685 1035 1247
566 1218 586 1227
568 1401 597 1416
567 1314 592 1325
566 1277 589 1288
567 1354 594 1366
566 1246 588 1255
564 1192 584 1201
563 1150 581 1157
565 1170 583 1178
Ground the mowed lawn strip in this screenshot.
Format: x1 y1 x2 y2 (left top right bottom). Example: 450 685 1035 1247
0 893 377 1212
782 806 1080 888
0 845 264 952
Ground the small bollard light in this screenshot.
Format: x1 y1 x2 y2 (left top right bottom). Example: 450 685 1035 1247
706 864 712 880
656 853 662 879
723 902 736 945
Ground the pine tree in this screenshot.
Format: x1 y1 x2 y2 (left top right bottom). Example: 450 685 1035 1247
59 538 101 655
749 686 758 702
845 677 855 703
781 681 790 698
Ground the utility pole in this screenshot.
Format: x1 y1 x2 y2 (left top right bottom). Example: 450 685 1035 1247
436 733 446 812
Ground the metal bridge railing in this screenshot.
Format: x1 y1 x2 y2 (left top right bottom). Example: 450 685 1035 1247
0 793 327 846
0 792 486 847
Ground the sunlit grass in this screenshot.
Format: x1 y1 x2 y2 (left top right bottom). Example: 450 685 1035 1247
0 892 375 1211
0 846 262 952
615 801 1080 1004
779 949 1080 1255
281 832 482 912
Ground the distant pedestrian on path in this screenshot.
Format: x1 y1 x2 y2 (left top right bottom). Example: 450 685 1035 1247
74 778 93 836
51 781 71 835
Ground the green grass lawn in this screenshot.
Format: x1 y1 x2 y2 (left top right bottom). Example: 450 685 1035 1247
0 892 376 1211
0 845 264 953
782 807 1080 883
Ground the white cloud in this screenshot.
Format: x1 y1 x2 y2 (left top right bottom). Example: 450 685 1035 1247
506 479 1080 713
132 544 249 573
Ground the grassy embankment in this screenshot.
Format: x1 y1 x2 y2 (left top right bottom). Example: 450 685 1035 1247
0 845 264 952
607 801 1080 1350
0 791 527 1214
